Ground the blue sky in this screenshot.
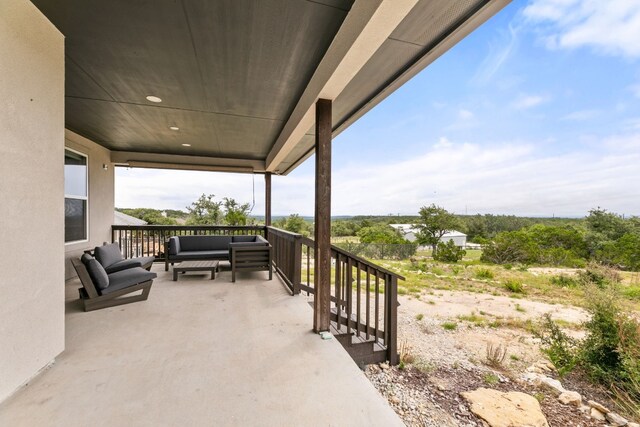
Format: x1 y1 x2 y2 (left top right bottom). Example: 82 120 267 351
116 0 640 218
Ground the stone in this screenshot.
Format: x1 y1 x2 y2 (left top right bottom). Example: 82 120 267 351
538 376 565 397
605 412 628 426
380 363 390 370
588 400 610 414
461 387 549 427
590 407 606 421
627 422 639 427
558 391 582 407
578 404 591 414
389 395 400 405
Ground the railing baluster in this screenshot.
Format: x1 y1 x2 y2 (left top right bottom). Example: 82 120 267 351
366 266 370 340
346 257 352 335
335 252 341 331
375 273 380 341
356 261 361 336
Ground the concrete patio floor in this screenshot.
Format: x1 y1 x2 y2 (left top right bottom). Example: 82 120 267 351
0 263 402 427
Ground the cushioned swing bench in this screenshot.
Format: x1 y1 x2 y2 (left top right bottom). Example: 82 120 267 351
72 244 157 311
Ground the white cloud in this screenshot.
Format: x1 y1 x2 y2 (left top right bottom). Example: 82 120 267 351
474 24 520 83
459 109 474 120
629 83 640 98
115 169 265 213
116 135 640 218
524 0 640 58
561 109 600 121
512 94 548 109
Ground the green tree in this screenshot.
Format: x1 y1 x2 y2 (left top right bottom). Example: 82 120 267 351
414 204 460 255
222 197 251 226
186 194 222 225
274 214 311 236
585 207 631 257
600 233 640 271
433 240 466 263
356 224 406 244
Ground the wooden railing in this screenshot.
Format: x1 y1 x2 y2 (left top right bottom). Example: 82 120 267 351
111 225 265 261
112 224 402 364
266 226 403 364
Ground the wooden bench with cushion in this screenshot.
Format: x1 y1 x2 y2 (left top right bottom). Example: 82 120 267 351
72 254 156 312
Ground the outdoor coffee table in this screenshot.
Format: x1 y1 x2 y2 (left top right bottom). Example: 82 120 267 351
173 260 219 281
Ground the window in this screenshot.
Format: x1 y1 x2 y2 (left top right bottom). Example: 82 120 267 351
64 149 88 243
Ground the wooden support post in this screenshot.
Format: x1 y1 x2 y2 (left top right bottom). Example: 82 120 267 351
265 172 272 226
314 98 332 333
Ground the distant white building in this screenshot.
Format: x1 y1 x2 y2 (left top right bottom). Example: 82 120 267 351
389 224 467 248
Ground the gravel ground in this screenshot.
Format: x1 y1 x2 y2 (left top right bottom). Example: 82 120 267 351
362 290 620 426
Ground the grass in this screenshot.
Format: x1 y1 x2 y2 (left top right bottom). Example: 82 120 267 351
515 303 526 313
483 372 500 385
475 268 494 280
458 312 487 326
442 321 458 331
503 279 525 294
415 313 424 321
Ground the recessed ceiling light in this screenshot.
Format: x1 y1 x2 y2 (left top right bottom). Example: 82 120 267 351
169 126 180 131
146 95 162 103
181 143 191 147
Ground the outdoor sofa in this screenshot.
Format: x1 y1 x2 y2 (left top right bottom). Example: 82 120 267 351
165 235 272 282
72 252 156 312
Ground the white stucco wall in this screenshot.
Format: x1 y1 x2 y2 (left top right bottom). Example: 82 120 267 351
0 0 65 403
64 130 115 281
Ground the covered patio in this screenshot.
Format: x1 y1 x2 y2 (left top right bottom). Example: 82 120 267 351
0 265 402 426
1 0 510 421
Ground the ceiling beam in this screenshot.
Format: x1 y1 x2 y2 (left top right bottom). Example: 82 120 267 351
265 0 420 173
111 151 264 174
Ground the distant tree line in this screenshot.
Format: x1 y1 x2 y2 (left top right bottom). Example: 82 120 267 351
481 208 640 270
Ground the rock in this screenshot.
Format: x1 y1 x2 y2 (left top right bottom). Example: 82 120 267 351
590 407 606 421
461 387 549 427
521 372 544 384
538 376 565 397
578 404 591 414
627 423 639 427
389 395 401 405
588 400 610 414
558 391 582 407
380 362 390 370
605 412 628 426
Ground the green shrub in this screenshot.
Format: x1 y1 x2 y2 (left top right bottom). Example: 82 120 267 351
550 274 578 288
537 284 640 418
475 268 494 280
504 280 525 294
577 262 622 289
433 240 466 263
535 314 578 376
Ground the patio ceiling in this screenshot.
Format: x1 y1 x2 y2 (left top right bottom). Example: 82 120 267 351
31 0 509 174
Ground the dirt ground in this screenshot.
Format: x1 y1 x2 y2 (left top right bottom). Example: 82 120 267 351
365 289 622 426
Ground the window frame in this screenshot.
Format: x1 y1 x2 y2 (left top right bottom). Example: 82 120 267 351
64 147 89 245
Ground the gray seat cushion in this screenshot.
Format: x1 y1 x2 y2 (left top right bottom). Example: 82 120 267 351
174 250 229 259
179 236 231 251
95 243 123 268
81 253 93 265
103 268 157 295
104 256 155 274
168 236 181 255
86 259 110 291
232 235 258 243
